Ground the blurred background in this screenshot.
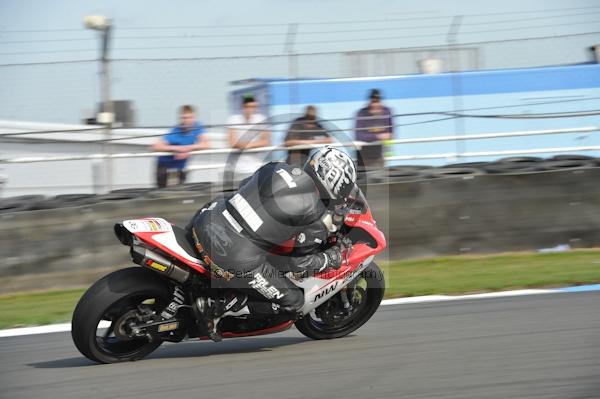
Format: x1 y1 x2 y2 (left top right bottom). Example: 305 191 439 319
0 0 599 293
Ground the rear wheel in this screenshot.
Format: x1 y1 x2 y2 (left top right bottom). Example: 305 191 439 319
295 263 385 339
71 267 171 364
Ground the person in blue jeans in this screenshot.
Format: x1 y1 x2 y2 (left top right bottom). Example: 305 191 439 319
152 105 210 187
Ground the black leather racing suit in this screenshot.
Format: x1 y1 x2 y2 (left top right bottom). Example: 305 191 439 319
186 162 335 313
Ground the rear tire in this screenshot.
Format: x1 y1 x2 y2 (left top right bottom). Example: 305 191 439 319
295 262 385 340
71 267 171 364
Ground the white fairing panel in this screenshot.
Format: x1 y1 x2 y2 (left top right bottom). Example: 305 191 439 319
152 232 202 264
121 218 201 265
293 255 374 314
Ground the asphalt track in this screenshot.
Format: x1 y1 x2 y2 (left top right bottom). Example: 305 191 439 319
1 291 599 399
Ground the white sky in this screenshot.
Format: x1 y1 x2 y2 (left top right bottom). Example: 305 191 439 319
0 0 599 125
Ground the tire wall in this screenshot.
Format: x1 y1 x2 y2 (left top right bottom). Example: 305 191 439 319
376 168 600 259
1 168 599 292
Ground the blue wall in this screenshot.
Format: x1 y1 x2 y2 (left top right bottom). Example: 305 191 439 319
256 64 600 165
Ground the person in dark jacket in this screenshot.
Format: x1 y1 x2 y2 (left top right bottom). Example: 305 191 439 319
284 105 332 166
187 147 357 341
354 89 394 170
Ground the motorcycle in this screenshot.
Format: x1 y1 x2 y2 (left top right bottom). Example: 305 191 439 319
71 188 386 364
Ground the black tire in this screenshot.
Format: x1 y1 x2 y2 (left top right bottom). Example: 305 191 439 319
549 154 595 161
443 161 489 169
295 263 385 340
537 160 594 171
71 267 171 364
384 167 426 183
497 156 543 163
96 188 149 202
423 167 482 179
0 195 45 213
387 165 433 171
482 162 541 174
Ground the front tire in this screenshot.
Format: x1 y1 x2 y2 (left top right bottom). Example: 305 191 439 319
295 262 385 340
71 267 171 364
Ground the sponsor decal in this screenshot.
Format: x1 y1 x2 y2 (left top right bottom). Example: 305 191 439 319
343 266 362 283
249 273 285 300
291 168 302 176
146 260 167 272
158 322 179 332
229 193 264 232
148 220 160 231
313 281 339 302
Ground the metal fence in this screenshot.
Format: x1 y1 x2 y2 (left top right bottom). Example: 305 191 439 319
1 21 600 195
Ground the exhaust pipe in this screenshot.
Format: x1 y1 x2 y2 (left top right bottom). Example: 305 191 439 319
131 245 190 283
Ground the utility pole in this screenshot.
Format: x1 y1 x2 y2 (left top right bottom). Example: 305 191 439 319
285 23 299 115
84 15 114 192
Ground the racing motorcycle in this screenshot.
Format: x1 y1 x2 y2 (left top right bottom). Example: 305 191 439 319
71 189 386 364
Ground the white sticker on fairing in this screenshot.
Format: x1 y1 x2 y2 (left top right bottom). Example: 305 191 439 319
276 169 297 188
123 218 172 233
228 193 264 232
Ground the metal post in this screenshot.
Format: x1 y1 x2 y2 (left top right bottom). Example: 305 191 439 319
447 15 464 159
100 24 113 192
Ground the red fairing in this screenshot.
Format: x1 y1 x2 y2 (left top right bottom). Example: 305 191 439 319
344 208 387 251
133 230 210 275
314 208 386 280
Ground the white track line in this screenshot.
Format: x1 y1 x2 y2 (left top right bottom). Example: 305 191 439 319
380 289 555 306
0 287 592 338
0 323 72 338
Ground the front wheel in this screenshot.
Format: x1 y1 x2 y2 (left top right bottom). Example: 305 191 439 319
71 267 171 364
295 262 385 339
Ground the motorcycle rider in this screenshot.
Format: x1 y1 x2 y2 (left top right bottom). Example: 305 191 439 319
186 147 358 341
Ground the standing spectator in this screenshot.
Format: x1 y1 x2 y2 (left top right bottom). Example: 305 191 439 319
354 89 394 170
227 95 271 175
284 105 332 166
152 105 209 188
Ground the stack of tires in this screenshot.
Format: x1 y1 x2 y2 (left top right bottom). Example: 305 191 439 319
1 155 599 214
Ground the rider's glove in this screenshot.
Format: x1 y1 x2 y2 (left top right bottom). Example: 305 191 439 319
321 246 343 271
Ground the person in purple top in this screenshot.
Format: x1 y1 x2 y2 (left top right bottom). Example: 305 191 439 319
354 89 394 169
152 105 210 187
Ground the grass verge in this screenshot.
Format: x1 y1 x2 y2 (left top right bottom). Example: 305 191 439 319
384 250 600 297
1 250 599 329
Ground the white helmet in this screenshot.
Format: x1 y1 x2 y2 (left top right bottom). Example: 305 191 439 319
304 147 357 201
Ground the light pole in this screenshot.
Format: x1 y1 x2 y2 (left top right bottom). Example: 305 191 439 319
84 15 114 192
